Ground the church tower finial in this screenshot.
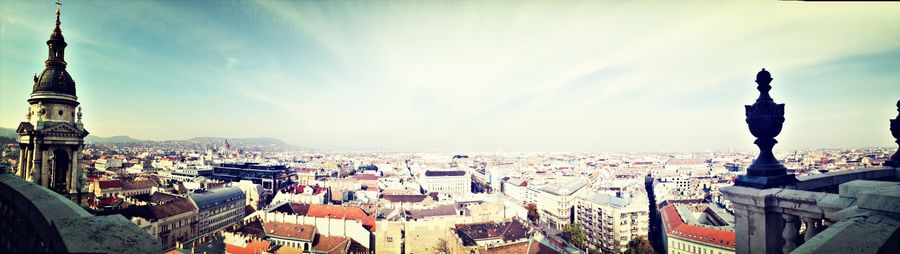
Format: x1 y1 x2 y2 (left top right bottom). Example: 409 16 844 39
55 0 61 28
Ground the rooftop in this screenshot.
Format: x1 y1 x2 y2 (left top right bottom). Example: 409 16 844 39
263 221 316 242
311 235 350 254
455 218 530 246
540 179 587 196
661 204 735 249
188 187 245 210
425 170 466 177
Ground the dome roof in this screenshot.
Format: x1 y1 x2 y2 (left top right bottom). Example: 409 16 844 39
33 67 76 97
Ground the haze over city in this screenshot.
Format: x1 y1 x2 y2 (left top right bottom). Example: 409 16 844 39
2 1 898 151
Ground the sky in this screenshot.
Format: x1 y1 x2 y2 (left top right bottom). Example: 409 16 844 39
1 0 899 152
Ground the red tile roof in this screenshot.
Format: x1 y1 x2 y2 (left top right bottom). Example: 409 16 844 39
97 180 123 189
263 221 316 242
352 174 379 181
312 236 350 254
122 179 156 190
98 197 122 206
225 239 271 254
661 205 735 249
273 203 377 232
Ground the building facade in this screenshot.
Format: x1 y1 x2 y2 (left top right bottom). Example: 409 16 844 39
420 170 470 197
188 187 246 238
574 191 650 253
536 179 587 230
211 163 290 194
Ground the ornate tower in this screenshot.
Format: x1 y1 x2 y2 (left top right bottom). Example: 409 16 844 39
15 1 88 196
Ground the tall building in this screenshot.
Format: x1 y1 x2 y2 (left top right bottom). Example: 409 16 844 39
189 187 247 238
15 1 88 196
574 191 650 253
536 179 588 230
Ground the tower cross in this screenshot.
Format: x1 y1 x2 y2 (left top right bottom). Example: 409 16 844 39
55 0 62 27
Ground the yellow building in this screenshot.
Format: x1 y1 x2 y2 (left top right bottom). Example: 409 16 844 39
375 221 403 254
405 217 465 254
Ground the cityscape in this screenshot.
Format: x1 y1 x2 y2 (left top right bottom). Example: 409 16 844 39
1 1 899 254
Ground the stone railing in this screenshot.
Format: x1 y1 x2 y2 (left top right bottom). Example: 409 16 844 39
721 166 900 254
0 171 161 253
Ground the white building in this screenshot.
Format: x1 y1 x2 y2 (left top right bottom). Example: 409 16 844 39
230 180 268 210
419 170 470 197
536 179 588 230
574 190 650 253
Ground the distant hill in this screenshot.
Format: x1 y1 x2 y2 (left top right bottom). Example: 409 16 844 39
190 137 288 146
0 127 15 138
0 127 288 146
0 126 141 144
85 135 142 144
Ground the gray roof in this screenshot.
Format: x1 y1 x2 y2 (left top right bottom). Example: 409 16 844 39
675 204 698 225
540 179 587 196
425 170 466 177
189 187 245 210
578 191 630 208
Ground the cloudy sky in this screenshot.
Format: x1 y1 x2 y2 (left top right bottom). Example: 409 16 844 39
1 1 898 152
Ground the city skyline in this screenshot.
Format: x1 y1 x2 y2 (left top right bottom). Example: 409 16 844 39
2 1 899 152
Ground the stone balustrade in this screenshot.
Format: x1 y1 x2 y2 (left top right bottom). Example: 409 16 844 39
721 166 900 254
0 170 160 253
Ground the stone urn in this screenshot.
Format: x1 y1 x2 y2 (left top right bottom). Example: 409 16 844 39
888 100 900 167
736 69 797 188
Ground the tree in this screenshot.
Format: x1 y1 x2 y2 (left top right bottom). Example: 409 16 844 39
526 203 540 223
434 238 450 254
565 223 586 248
624 236 655 254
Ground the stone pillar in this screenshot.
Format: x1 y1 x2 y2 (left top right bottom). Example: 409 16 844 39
70 147 79 194
802 217 820 241
31 143 42 183
720 186 786 254
17 145 26 177
782 214 799 253
40 150 50 187
23 146 32 178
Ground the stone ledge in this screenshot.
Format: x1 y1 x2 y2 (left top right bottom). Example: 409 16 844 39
792 214 900 254
839 180 898 198
56 215 161 254
796 167 896 191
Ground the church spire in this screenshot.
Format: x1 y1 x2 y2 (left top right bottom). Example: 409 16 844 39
46 0 67 68
31 0 77 99
55 0 61 28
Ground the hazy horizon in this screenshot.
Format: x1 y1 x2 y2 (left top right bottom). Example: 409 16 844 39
2 1 899 152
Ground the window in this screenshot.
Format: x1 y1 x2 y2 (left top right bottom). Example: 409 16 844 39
387 237 393 242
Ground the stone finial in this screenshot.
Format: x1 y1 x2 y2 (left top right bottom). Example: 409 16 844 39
887 100 900 167
736 68 797 188
26 108 32 121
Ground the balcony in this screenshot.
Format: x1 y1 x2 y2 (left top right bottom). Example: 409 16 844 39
0 171 160 253
720 70 900 254
722 167 900 254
